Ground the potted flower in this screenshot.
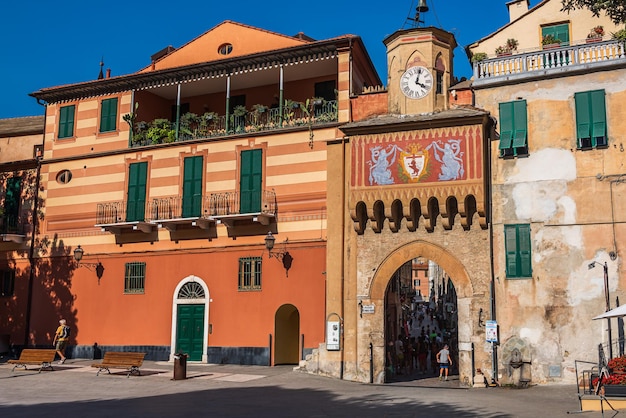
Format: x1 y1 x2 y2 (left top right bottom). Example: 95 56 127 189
542 34 562 49
592 356 626 397
506 38 519 51
471 52 488 63
587 25 604 42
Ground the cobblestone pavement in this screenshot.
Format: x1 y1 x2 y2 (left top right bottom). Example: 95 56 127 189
0 359 611 417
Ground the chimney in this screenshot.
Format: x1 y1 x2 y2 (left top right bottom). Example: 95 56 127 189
106 69 111 79
507 0 529 23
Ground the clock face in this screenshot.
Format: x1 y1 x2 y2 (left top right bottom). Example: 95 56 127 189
400 66 433 99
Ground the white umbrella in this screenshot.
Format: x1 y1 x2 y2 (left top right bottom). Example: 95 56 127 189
593 304 626 320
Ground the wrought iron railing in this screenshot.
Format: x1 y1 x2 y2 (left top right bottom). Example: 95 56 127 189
0 210 30 235
473 40 626 85
129 100 338 148
208 190 276 217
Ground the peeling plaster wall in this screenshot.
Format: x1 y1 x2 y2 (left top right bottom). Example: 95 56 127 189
477 68 626 384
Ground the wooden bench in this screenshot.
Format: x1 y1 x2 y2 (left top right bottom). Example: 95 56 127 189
91 352 146 378
7 349 57 373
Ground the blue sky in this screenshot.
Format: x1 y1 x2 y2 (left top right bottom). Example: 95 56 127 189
0 0 535 119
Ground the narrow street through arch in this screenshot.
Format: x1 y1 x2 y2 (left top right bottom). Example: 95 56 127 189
385 258 459 384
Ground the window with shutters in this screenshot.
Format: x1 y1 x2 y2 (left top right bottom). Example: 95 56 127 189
58 105 75 139
541 23 570 46
575 90 607 149
182 156 203 218
0 269 15 297
126 162 148 222
504 224 532 279
99 98 118 133
124 262 145 294
238 257 262 291
498 100 528 158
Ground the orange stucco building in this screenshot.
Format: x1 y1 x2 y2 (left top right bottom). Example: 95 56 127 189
1 21 380 365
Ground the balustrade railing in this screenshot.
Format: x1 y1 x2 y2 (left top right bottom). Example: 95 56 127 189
473 40 626 84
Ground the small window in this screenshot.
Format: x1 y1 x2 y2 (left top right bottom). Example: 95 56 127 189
218 43 233 55
58 105 75 139
499 100 528 158
238 257 262 291
575 90 607 149
124 262 145 294
436 71 443 95
99 98 118 133
0 269 15 297
541 23 570 46
504 224 532 278
56 170 72 184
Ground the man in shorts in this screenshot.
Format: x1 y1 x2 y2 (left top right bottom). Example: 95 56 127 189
53 319 69 364
437 344 452 381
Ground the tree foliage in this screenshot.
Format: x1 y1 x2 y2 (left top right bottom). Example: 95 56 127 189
561 0 626 25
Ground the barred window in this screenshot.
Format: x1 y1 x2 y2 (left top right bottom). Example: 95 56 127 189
238 257 262 291
0 269 15 297
124 262 146 294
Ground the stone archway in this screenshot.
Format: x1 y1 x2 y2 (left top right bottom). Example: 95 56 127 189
367 240 475 384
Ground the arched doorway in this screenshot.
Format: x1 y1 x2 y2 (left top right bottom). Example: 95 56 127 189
370 240 473 384
384 257 459 382
274 304 300 365
170 276 209 362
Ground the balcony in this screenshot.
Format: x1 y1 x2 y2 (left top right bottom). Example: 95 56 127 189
128 100 338 148
0 210 30 244
472 40 626 88
96 190 277 234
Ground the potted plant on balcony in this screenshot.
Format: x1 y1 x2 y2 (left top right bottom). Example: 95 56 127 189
495 38 518 57
587 25 604 43
542 34 562 49
612 28 626 42
471 52 488 63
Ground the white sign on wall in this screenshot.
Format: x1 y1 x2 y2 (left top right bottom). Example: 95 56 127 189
486 320 498 343
327 320 341 351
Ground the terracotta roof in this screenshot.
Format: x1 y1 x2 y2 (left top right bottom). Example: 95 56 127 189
0 116 44 138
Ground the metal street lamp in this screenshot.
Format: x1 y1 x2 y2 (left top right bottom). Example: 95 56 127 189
589 261 612 359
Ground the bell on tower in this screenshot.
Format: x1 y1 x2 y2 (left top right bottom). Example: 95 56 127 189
408 0 429 28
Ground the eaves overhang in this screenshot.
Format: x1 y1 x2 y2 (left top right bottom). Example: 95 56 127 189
30 37 360 105
339 108 491 136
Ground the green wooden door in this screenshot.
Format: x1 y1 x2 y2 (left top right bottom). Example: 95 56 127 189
176 304 205 361
239 149 262 213
126 162 147 222
4 177 22 233
182 156 203 218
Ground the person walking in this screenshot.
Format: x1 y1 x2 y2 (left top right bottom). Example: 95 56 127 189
53 319 70 364
437 343 452 380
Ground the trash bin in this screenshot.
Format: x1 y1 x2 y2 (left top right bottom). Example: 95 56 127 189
173 353 187 380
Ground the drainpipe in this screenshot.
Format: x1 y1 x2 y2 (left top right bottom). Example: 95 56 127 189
487 115 498 382
24 104 45 346
175 84 181 140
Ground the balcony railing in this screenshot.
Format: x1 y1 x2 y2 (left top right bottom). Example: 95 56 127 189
96 190 277 230
472 40 626 86
129 100 338 148
0 210 31 243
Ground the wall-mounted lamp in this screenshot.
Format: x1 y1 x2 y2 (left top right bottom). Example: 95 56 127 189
73 245 105 284
264 232 293 277
478 308 485 327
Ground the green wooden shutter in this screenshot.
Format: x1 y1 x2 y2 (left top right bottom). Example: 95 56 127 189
542 24 569 44
182 156 203 218
512 100 528 148
517 224 532 277
499 102 514 150
126 162 147 222
504 225 518 277
240 149 262 213
590 90 607 146
58 105 75 139
575 92 591 144
100 98 118 133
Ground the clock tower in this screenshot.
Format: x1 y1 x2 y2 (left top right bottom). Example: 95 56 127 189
384 26 456 115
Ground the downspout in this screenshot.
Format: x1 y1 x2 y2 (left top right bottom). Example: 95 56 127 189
128 90 135 148
24 104 45 346
487 115 498 382
340 137 346 380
